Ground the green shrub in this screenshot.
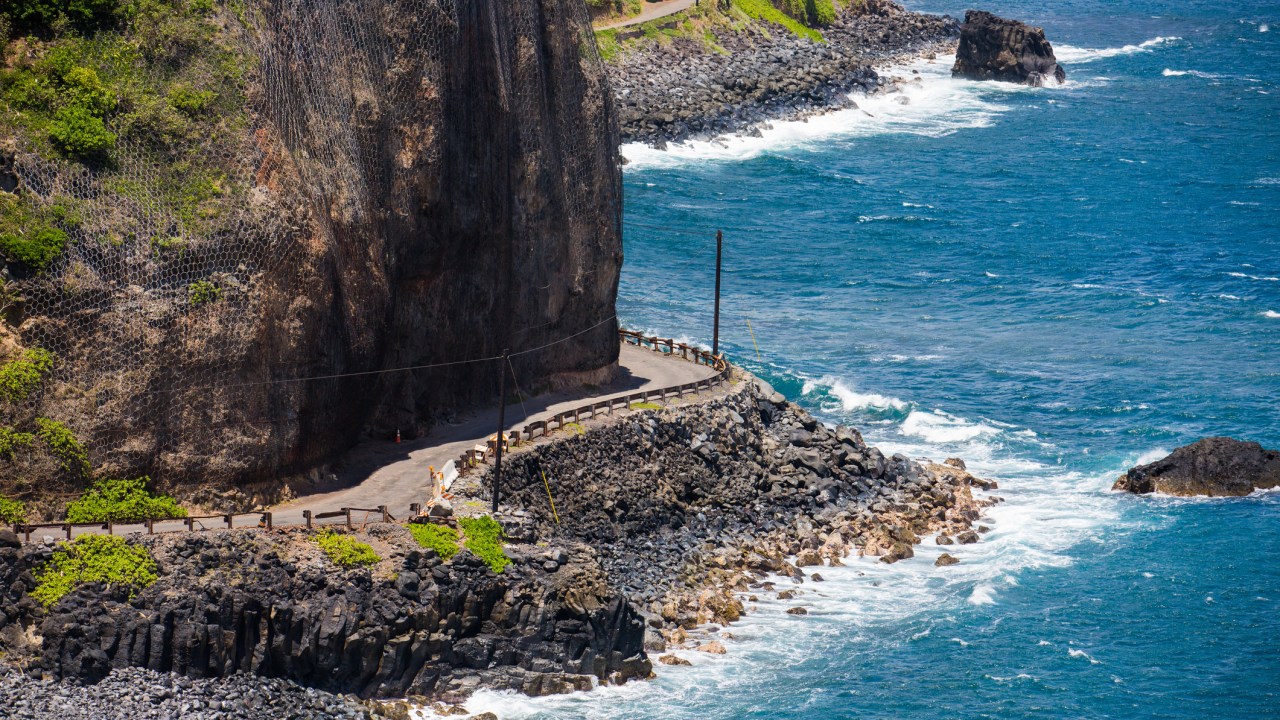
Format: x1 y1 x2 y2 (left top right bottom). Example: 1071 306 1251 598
35 417 90 476
3 0 123 35
458 515 510 573
0 226 68 272
0 349 57 403
65 476 185 523
61 65 116 114
31 535 158 608
314 530 381 568
408 522 460 561
49 104 115 157
0 495 27 524
631 401 663 411
187 279 221 306
732 0 823 41
0 427 37 459
166 84 215 114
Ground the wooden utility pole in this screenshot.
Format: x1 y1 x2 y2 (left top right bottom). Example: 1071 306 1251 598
492 352 509 514
713 230 723 357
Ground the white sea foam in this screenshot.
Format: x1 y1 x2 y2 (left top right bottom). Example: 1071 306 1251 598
620 55 1013 167
805 376 910 412
1263 310 1280 319
1229 271 1280 281
1261 24 1270 33
969 584 998 605
1163 68 1221 79
901 409 997 443
1053 36 1180 64
1068 648 1102 664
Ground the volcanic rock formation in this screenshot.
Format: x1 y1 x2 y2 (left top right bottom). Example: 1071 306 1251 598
1113 437 1280 497
952 10 1066 86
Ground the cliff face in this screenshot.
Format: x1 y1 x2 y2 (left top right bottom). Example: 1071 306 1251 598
0 0 621 507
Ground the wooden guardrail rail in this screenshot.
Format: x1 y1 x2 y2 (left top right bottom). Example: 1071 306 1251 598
11 330 730 545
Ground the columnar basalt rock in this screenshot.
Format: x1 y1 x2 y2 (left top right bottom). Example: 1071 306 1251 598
951 9 1067 86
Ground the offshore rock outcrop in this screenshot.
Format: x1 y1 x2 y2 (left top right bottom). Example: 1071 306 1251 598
0 525 649 701
951 10 1066 86
1114 437 1280 497
1 0 621 508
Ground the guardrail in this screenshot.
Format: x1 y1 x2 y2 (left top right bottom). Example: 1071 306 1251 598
457 329 731 467
11 330 731 545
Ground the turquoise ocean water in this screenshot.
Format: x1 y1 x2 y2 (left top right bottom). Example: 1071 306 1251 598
462 1 1279 717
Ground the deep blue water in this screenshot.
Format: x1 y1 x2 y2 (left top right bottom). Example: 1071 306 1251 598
465 0 1279 717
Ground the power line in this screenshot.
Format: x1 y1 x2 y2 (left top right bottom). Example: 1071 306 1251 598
163 314 618 396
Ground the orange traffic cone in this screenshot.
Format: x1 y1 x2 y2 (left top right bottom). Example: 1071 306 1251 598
395 429 401 443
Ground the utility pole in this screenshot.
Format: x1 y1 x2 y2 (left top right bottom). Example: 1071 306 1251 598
491 351 509 514
713 229 723 357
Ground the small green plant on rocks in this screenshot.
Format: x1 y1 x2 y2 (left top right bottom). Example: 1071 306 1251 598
0 348 56 404
31 535 158 608
314 530 381 568
35 417 89 476
631 401 663 411
186 279 221 306
0 494 26 524
65 476 186 523
408 522 460 561
458 515 510 573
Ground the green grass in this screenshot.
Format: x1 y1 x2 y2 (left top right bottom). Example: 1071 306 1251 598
31 534 159 607
631 401 663 411
65 476 186 523
0 494 26 524
732 0 823 41
458 515 510 573
561 421 586 436
314 530 381 568
408 522 460 561
187 279 221 306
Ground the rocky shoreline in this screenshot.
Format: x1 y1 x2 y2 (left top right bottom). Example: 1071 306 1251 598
606 0 961 147
0 373 1000 717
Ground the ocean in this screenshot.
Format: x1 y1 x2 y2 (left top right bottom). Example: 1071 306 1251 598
461 0 1279 716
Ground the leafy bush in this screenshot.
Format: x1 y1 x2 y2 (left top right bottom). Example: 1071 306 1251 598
0 495 27 524
187 279 221 306
31 535 158 608
0 427 36 459
0 226 68 272
3 0 123 35
458 516 510 573
49 104 115 157
408 522 459 561
65 476 186 523
314 530 381 568
35 417 90 476
0 349 57 403
731 0 823 41
166 84 215 114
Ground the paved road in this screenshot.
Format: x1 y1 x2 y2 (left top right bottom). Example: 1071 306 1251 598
266 341 716 524
594 0 698 31
15 342 720 544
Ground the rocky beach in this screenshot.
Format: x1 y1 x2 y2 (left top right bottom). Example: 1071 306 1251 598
0 373 1001 716
605 0 963 146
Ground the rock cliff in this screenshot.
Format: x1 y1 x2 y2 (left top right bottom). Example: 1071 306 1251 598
0 0 621 509
952 10 1066 86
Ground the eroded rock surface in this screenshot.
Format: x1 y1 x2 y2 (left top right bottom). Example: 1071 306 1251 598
952 9 1066 86
1113 437 1280 497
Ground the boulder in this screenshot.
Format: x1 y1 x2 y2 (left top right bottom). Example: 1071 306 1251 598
952 10 1067 86
697 641 726 654
658 654 692 666
935 553 960 567
0 530 20 549
786 607 808 615
1113 437 1280 497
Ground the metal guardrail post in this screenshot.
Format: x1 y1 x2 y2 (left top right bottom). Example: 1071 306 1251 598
344 508 353 530
63 524 71 541
378 505 389 523
185 517 195 532
264 512 273 530
146 519 154 535
106 521 113 536
304 510 312 529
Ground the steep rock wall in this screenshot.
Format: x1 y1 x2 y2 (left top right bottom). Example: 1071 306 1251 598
0 0 621 507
